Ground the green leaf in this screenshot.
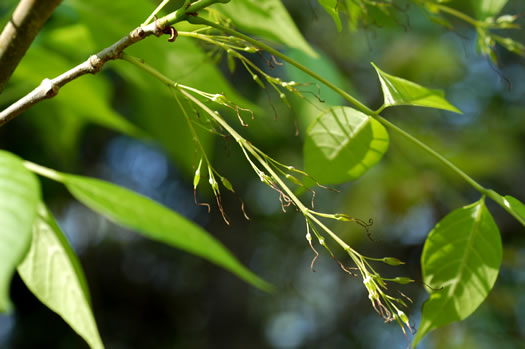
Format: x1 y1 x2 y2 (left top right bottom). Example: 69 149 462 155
18 204 104 349
503 196 525 222
0 150 40 312
61 174 273 292
10 46 142 137
472 0 508 20
413 199 502 347
318 0 342 31
216 0 317 57
486 190 525 226
371 62 462 113
304 106 389 184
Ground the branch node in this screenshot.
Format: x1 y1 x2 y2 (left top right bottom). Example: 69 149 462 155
41 79 58 98
88 55 104 73
131 27 146 41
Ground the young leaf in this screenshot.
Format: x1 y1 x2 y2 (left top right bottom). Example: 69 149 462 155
371 63 462 113
61 174 273 292
0 150 40 312
216 0 317 57
304 106 389 184
413 199 502 347
18 204 104 349
318 0 343 31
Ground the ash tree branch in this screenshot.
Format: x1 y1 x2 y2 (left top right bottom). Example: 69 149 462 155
0 24 157 126
0 0 231 127
0 0 64 94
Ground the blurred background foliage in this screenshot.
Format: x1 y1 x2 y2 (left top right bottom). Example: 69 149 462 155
0 0 524 348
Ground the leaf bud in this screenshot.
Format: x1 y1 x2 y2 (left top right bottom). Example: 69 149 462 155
220 176 234 192
193 158 203 189
252 75 265 88
285 174 302 186
382 257 405 266
334 213 352 221
397 310 409 327
390 277 414 285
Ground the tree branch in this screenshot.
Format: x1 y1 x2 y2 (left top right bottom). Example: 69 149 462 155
0 25 156 126
0 0 64 94
0 0 231 127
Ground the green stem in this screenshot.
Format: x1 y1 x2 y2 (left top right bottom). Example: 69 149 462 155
161 0 230 27
185 16 525 225
23 161 64 182
121 52 357 249
143 0 173 26
433 3 480 27
485 189 525 226
376 115 487 194
187 16 374 116
170 87 210 165
121 53 175 86
188 18 481 190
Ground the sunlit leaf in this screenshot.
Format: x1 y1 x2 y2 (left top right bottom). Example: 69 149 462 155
18 205 104 349
413 199 502 347
61 174 273 292
0 151 40 312
304 106 389 184
318 0 342 31
472 0 508 20
216 0 317 57
371 62 461 113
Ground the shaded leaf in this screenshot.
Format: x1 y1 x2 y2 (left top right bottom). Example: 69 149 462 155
61 174 273 292
10 46 142 137
304 106 389 184
318 0 342 31
371 62 461 113
216 0 317 57
18 205 104 349
0 150 40 312
413 199 502 346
